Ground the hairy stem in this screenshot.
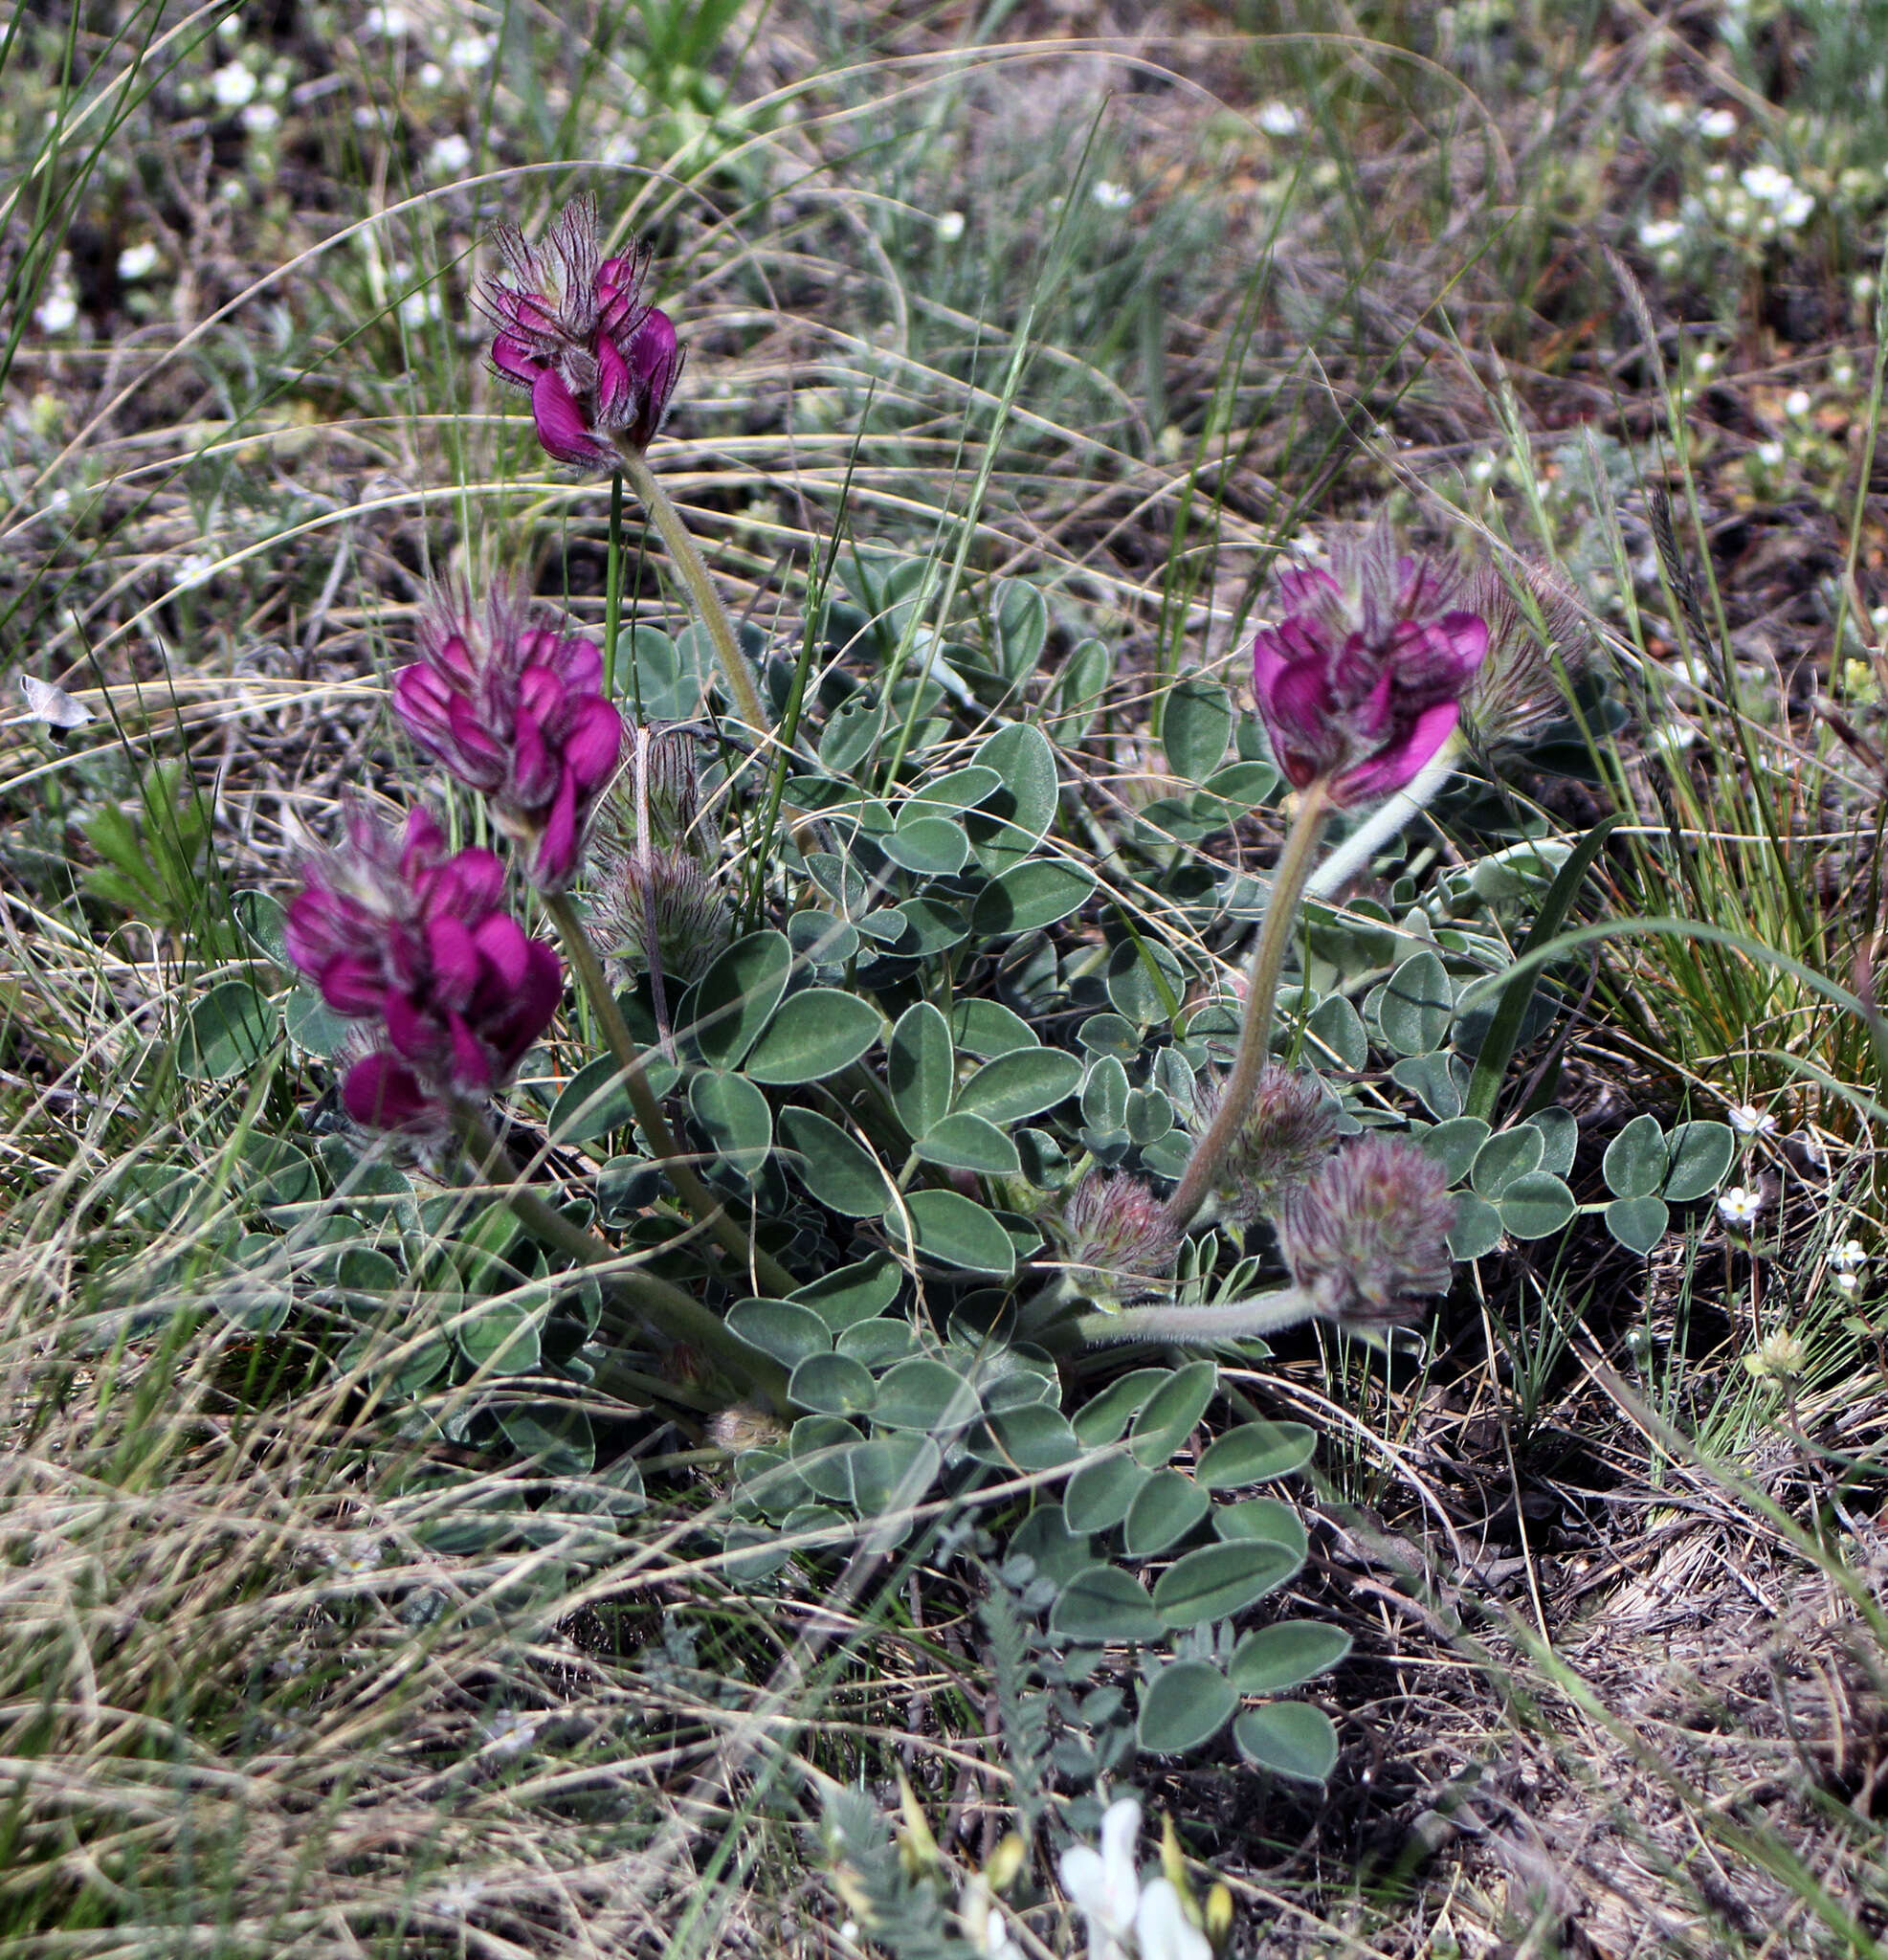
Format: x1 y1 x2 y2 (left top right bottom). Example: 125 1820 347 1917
455 1107 789 1412
1163 778 1331 1233
620 449 768 732
604 468 628 706
1066 1288 1320 1350
542 889 798 1298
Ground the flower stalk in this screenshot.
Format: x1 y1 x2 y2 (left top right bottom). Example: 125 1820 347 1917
1163 776 1331 1233
539 887 798 1299
619 448 768 733
454 1106 789 1412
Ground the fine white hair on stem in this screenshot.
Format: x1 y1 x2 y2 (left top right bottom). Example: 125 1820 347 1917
1303 734 1463 902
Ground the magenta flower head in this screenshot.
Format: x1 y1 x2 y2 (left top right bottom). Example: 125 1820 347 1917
1251 523 1489 807
1052 1171 1183 1304
483 193 685 470
284 806 562 1135
392 580 623 891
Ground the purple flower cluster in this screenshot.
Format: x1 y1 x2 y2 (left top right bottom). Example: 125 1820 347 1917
393 582 623 892
483 193 683 471
284 808 561 1134
1278 1133 1456 1330
1251 529 1488 807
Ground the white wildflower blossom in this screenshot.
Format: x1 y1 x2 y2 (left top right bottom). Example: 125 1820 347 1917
1257 100 1305 137
448 31 497 69
1754 439 1785 467
1697 106 1738 140
364 4 410 33
479 1710 543 1755
241 100 279 133
173 554 215 591
1057 1798 1212 1960
211 60 256 109
427 133 472 176
936 211 966 241
1831 1238 1868 1273
117 240 160 281
1638 215 1683 251
417 61 443 88
1091 180 1133 210
1727 1102 1777 1136
1719 1186 1765 1227
1784 388 1811 417
35 277 78 336
423 1878 485 1919
400 287 442 326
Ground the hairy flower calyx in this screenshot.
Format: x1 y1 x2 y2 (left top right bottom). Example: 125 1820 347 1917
1252 522 1487 807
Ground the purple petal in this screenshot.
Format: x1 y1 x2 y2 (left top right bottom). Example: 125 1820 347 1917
1434 609 1489 678
343 1053 438 1132
595 331 631 413
426 912 480 1006
400 807 448 870
551 632 602 695
531 770 579 890
1250 626 1292 708
518 663 566 725
488 941 564 1066
563 695 623 791
511 707 557 805
433 847 506 922
318 954 388 1017
1268 659 1336 742
529 368 611 467
1275 566 1343 610
447 1011 493 1091
472 911 532 992
383 991 441 1064
489 336 542 389
1337 701 1460 806
283 890 344 976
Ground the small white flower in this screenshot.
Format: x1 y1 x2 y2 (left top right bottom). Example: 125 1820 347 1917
1091 180 1133 210
241 100 279 133
417 61 443 88
1719 1186 1765 1227
35 286 78 335
211 60 257 110
1835 1271 1860 1297
423 1878 484 1919
1059 1797 1143 1960
936 210 966 241
427 133 472 176
1657 98 1689 127
448 32 497 70
480 1710 543 1755
1133 1880 1212 1960
1831 1238 1868 1273
1697 106 1738 140
1256 100 1304 137
1645 721 1698 759
173 553 215 591
117 240 161 281
1638 215 1683 251
1694 345 1721 377
1780 188 1814 228
839 1923 858 1945
353 104 379 130
1742 162 1794 205
1727 1102 1777 1136
399 287 442 326
364 4 410 33
1754 440 1785 468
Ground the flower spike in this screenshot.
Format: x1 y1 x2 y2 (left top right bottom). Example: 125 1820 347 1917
484 194 685 471
284 806 562 1135
393 579 623 891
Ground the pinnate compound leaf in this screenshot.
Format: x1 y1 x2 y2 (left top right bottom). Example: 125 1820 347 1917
1603 1114 1668 1200
953 1047 1083 1125
1050 1565 1164 1644
744 989 881 1083
1129 1360 1218 1467
1122 1469 1211 1557
1152 1540 1299 1628
1233 1702 1340 1784
1213 1498 1308 1562
690 930 792 1068
1194 1420 1317 1488
1229 1623 1352 1694
1064 1453 1152 1533
1606 1194 1669 1255
1663 1119 1734 1201
1136 1659 1237 1754
887 1001 954 1139
1497 1171 1576 1239
1072 1369 1170 1446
